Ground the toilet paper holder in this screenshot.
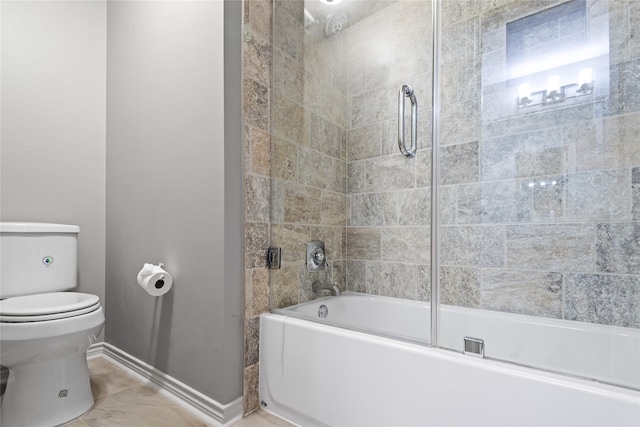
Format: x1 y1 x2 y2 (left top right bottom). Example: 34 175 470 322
137 263 173 296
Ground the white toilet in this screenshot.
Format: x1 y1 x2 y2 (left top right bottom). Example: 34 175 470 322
0 222 105 427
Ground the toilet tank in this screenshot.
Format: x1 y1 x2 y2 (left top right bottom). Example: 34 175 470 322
0 222 79 299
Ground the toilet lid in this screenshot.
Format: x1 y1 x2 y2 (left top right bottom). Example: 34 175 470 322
0 292 101 322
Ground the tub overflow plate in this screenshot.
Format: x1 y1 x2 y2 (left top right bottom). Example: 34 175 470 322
318 304 328 318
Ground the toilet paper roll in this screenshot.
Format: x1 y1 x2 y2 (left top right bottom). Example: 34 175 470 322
137 264 173 296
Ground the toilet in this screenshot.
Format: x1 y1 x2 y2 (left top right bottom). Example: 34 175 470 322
0 222 105 427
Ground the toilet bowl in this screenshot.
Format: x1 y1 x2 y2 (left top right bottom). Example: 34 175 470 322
0 223 105 427
0 293 105 427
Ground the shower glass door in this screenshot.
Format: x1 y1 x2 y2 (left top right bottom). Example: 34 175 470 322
268 0 638 386
437 0 640 388
269 0 434 344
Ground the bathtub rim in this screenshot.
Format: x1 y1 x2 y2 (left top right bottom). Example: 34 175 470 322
273 291 640 343
270 292 640 392
272 293 431 347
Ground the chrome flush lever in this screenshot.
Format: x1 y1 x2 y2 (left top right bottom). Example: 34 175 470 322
398 84 417 158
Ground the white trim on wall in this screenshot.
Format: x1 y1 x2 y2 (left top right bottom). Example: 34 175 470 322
88 342 243 427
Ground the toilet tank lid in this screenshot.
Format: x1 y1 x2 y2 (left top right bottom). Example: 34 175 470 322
0 222 80 233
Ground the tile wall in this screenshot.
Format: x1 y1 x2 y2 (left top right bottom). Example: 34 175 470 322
243 0 272 416
270 0 639 329
269 0 434 308
437 0 640 328
343 0 434 301
269 0 349 308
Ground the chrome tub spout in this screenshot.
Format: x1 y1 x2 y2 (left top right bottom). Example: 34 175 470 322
312 281 341 296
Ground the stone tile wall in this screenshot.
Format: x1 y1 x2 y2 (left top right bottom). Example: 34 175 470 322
242 0 272 416
269 0 349 309
439 0 640 328
270 0 639 329
277 0 640 330
343 0 434 302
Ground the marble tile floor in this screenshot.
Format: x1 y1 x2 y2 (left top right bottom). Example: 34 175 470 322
65 357 294 427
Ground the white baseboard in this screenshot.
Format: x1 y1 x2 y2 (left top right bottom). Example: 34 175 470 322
88 342 243 427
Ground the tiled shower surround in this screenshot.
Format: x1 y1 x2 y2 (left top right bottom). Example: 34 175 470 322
269 0 434 306
436 0 640 327
243 0 272 415
243 0 639 417
268 0 639 329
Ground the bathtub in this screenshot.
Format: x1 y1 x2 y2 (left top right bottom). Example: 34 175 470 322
259 293 640 427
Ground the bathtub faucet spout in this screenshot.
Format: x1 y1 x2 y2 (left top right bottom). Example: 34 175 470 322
312 281 341 296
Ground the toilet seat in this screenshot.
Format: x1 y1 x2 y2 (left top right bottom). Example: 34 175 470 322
0 292 101 323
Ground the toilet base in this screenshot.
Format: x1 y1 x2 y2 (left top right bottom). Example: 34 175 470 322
1 353 94 427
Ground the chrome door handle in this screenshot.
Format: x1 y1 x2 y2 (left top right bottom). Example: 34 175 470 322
398 84 417 158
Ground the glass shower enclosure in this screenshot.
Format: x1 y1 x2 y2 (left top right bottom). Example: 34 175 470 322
268 0 639 386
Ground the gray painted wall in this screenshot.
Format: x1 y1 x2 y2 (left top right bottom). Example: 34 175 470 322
105 0 243 404
1 0 242 407
0 1 107 305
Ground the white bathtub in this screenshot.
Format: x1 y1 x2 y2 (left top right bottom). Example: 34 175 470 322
259 293 640 427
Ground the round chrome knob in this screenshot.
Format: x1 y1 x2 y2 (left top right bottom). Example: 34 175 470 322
312 249 325 264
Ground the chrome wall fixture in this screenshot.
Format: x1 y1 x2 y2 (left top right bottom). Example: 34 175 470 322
517 68 594 109
463 337 485 358
398 84 417 158
266 246 281 269
306 240 327 272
